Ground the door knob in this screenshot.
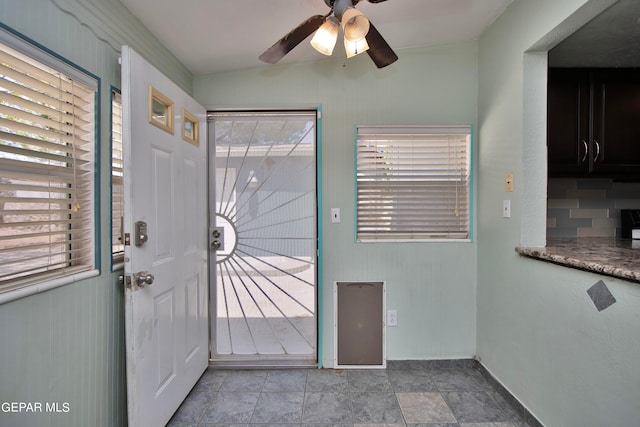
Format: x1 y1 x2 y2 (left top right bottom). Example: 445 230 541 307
134 271 154 287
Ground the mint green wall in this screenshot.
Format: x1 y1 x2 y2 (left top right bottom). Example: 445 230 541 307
478 0 640 425
3 0 636 425
0 1 191 426
194 42 479 367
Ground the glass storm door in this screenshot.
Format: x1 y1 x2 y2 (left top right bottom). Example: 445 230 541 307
209 111 317 366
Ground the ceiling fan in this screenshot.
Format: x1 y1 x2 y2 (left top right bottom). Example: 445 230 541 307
259 0 398 68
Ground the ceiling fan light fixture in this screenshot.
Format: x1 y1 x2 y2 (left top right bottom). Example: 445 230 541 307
344 36 369 58
310 16 340 55
341 7 370 42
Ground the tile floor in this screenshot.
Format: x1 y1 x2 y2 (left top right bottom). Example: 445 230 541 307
167 363 536 427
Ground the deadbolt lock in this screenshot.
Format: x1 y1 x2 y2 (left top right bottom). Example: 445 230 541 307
210 227 224 251
135 221 148 246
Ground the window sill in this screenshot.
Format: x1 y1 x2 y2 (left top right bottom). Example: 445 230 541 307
516 237 640 284
0 269 100 305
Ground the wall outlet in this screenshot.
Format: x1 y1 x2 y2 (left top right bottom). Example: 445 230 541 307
387 310 398 327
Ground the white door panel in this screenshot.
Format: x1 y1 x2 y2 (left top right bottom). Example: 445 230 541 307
122 46 208 427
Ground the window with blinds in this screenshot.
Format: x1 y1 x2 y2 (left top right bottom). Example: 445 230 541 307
0 36 97 289
111 89 124 267
356 125 471 242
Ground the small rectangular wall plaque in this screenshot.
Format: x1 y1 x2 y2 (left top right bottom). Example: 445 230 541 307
587 280 616 312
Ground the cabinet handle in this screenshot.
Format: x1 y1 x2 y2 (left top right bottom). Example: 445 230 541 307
581 140 588 162
594 140 600 162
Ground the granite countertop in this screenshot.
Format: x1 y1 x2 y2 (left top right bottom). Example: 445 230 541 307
516 237 640 284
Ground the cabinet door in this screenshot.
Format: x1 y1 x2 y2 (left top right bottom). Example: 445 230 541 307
547 68 590 176
592 69 640 175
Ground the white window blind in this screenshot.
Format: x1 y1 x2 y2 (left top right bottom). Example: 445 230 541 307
111 90 124 266
356 125 471 241
0 38 96 289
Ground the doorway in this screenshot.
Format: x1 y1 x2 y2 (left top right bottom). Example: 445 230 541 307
208 111 318 367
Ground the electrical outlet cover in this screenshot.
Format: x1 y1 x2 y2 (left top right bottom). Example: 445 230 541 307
387 310 398 327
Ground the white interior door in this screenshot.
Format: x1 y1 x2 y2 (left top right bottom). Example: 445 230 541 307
122 46 209 427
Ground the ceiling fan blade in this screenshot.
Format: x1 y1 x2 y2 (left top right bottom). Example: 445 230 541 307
365 21 398 68
259 15 325 64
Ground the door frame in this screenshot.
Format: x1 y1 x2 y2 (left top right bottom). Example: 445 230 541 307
206 107 324 368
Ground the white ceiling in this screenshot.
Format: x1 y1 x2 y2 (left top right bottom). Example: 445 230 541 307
119 0 513 75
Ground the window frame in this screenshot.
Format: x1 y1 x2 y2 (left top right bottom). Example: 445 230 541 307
355 125 472 243
0 25 100 298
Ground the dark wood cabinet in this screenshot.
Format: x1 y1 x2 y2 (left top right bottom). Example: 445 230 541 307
547 68 590 176
547 68 640 179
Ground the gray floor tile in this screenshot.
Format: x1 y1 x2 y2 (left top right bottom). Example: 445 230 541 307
387 360 426 370
487 390 524 422
350 392 403 424
306 369 349 392
167 390 212 423
443 392 509 423
245 425 303 427
220 370 268 391
251 392 305 423
302 392 352 424
354 424 405 427
407 424 459 427
198 425 248 427
347 369 392 392
200 392 260 423
459 423 516 427
194 368 227 392
171 366 539 427
396 392 457 424
431 369 491 392
302 424 353 427
264 369 309 391
388 369 437 392
165 421 198 427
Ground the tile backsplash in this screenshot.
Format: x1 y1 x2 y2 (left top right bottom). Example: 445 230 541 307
547 178 640 237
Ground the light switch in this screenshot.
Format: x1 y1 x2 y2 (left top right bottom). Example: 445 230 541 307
331 208 341 223
503 200 511 218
